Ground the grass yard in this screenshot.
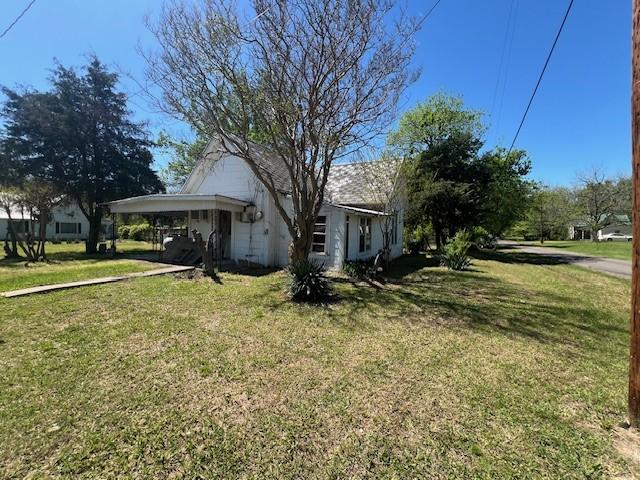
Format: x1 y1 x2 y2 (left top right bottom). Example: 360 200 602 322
521 240 632 261
0 241 158 292
0 251 638 478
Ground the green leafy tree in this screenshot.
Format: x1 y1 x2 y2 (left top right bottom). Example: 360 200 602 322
1 57 164 253
157 132 209 192
394 94 487 249
392 94 531 247
522 185 574 243
613 175 632 220
389 93 485 156
480 147 533 237
405 132 486 249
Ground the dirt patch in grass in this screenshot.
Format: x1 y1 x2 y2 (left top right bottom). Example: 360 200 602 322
613 427 640 478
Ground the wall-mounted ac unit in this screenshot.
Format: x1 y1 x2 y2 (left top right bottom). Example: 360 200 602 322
238 205 262 223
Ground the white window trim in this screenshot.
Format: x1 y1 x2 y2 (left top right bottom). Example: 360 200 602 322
391 212 399 246
311 214 329 256
359 216 372 253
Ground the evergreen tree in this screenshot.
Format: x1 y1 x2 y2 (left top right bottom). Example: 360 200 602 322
1 57 164 253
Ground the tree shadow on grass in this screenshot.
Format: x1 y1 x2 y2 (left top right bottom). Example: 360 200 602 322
324 261 627 353
472 249 575 266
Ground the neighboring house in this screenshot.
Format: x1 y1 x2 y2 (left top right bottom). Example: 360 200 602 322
0 205 32 241
105 138 404 268
568 214 631 241
0 199 113 242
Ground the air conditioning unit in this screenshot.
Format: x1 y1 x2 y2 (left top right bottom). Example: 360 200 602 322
239 205 262 223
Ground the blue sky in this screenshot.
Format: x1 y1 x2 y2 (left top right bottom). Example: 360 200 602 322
0 0 631 185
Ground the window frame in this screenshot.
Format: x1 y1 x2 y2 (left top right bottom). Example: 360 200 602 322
59 222 79 234
359 217 372 253
390 212 398 246
311 215 328 254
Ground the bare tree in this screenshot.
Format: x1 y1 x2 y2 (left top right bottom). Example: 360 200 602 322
355 152 406 267
0 189 23 259
576 169 618 242
143 0 419 263
0 181 63 262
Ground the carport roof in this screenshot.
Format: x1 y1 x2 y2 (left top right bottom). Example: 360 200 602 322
104 194 250 214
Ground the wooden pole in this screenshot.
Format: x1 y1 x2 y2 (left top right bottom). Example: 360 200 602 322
630 0 640 428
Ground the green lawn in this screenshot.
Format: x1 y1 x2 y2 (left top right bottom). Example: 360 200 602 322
521 240 632 261
0 252 637 478
0 241 159 292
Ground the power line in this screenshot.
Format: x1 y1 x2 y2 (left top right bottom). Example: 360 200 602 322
505 0 574 158
0 0 37 39
493 0 519 145
490 0 516 125
423 0 444 21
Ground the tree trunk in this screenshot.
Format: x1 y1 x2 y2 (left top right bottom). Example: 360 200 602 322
434 223 443 251
37 208 49 260
85 208 103 254
288 235 309 264
4 220 20 259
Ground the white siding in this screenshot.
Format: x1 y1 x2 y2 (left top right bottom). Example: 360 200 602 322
308 206 344 270
179 148 406 268
184 153 281 267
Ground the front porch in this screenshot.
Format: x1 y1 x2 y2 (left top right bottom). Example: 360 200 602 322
105 194 253 267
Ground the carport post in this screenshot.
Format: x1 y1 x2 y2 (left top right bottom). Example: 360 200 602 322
630 0 640 428
111 212 116 255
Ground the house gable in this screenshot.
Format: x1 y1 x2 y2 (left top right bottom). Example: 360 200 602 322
181 139 262 202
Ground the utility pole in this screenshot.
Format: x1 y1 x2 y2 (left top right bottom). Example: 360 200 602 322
630 0 640 428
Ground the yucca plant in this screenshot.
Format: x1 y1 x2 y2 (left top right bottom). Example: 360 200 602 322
440 230 472 271
286 259 332 302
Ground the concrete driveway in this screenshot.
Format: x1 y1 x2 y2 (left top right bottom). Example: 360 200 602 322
499 241 631 280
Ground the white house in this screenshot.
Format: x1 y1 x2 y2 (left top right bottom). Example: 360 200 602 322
0 200 112 243
105 138 404 269
568 214 632 241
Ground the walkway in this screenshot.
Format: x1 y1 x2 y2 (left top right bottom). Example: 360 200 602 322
1 265 195 298
501 241 631 280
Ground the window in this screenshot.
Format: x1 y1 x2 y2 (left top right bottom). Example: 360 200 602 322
201 210 208 221
58 222 79 234
344 215 350 260
359 217 371 253
390 212 398 245
14 221 29 234
191 210 199 221
311 215 327 253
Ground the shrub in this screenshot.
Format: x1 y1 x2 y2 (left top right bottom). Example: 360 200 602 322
117 225 130 239
406 224 433 254
342 257 376 280
286 259 332 302
470 226 491 249
128 223 153 241
440 230 471 271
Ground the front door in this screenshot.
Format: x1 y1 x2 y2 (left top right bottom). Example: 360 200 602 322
218 210 232 259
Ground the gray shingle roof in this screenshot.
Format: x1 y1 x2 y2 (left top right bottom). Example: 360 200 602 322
203 136 379 205
324 163 377 206
243 140 291 193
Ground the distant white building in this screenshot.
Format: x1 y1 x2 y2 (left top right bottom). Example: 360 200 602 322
0 200 112 243
106 137 404 268
568 214 631 241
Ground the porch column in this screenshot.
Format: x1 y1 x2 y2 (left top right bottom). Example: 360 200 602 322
111 213 116 254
